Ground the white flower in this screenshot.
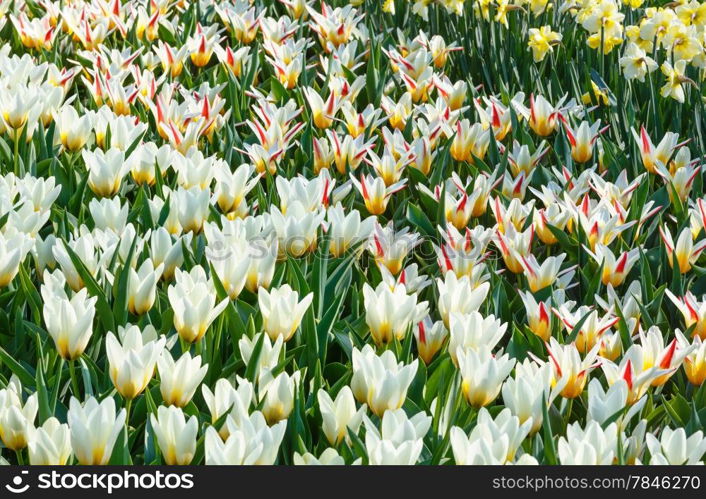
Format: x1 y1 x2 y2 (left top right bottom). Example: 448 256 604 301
317 386 366 446
28 417 72 465
351 345 418 416
157 351 208 407
258 284 313 342
106 325 165 399
67 396 126 465
647 427 706 465
150 405 198 465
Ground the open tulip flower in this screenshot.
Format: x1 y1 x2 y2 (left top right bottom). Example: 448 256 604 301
0 0 705 469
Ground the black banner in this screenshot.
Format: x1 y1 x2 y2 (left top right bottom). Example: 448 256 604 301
0 466 703 498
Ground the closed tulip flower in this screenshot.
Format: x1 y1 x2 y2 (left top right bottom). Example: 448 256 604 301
150 405 198 465
175 186 211 233
659 225 706 274
586 378 646 427
364 409 431 465
67 396 126 465
0 378 38 451
502 359 553 434
585 244 640 287
677 330 706 386
202 377 254 438
436 271 490 328
42 286 97 361
168 266 229 343
158 351 208 407
106 325 165 399
547 338 600 399
54 105 92 152
351 346 418 417
457 346 515 408
518 290 552 341
89 197 128 234
0 228 33 287
27 417 72 465
149 228 192 280
326 203 376 257
448 312 507 365
214 163 260 215
362 282 428 346
452 408 533 464
293 448 348 465
665 289 706 340
83 148 129 197
239 333 284 384
647 427 706 465
260 371 301 425
128 260 164 315
206 411 287 465
558 421 618 465
413 318 448 365
317 386 366 446
258 284 313 342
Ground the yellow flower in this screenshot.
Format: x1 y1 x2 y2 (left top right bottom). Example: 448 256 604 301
527 25 562 62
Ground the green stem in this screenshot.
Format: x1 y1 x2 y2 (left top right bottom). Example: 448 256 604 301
15 449 24 465
69 360 81 399
13 130 20 177
125 398 132 431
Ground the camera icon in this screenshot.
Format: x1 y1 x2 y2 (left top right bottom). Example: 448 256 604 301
5 470 30 494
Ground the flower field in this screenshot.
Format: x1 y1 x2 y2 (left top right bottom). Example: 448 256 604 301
0 0 706 466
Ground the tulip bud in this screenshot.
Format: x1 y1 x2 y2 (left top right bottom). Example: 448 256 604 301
0 378 38 451
28 417 72 465
150 405 198 465
42 286 97 361
128 260 164 315
317 386 366 446
157 351 208 407
106 325 165 399
258 284 313 342
67 396 126 465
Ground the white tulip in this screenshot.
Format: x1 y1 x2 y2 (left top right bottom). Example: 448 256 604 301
150 405 198 465
317 386 366 446
157 351 208 407
67 396 126 465
106 325 165 399
258 284 313 342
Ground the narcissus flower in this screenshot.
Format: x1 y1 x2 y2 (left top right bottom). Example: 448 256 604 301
527 26 562 63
